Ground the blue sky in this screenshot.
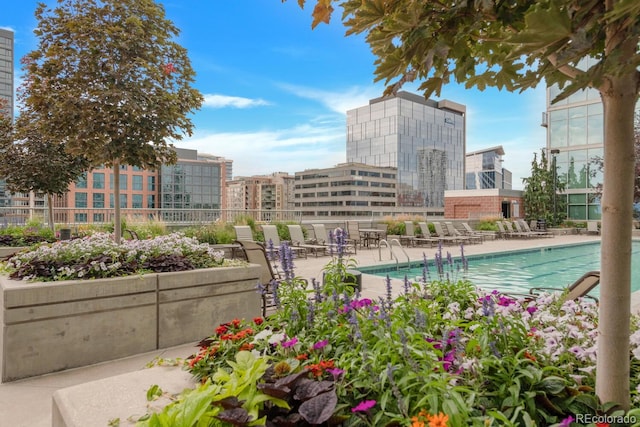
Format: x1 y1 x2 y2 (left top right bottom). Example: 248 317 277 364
2 0 548 189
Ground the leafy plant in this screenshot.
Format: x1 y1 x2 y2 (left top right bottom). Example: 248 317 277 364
140 247 640 426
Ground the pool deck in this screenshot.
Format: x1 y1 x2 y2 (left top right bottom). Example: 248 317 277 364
2 233 640 426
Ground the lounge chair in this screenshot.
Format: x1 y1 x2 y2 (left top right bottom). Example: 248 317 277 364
445 222 479 244
418 221 453 245
432 221 465 244
234 225 254 241
287 225 328 257
346 221 363 250
235 240 281 317
404 221 438 247
519 219 553 238
261 224 307 259
530 270 600 302
312 224 356 254
587 221 600 235
512 220 539 238
400 221 417 246
501 221 530 239
461 222 487 242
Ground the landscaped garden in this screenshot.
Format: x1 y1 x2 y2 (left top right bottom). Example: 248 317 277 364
2 223 640 425
130 232 640 427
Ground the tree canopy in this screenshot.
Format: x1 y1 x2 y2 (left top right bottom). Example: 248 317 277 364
0 110 89 230
291 0 640 409
522 149 566 226
21 0 203 241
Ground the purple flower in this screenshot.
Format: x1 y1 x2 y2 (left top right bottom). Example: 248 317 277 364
558 416 574 427
326 367 344 379
526 305 538 314
281 337 298 348
351 399 376 413
425 337 442 350
313 339 329 350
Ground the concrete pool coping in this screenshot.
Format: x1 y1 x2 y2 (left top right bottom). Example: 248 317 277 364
3 233 640 426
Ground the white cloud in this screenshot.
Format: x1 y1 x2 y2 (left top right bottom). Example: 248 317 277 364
202 94 270 109
176 123 346 178
277 83 384 115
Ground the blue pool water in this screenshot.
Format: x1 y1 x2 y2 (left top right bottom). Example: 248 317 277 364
358 242 640 296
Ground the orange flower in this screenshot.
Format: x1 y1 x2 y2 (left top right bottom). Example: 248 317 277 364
427 412 449 427
296 353 309 361
410 416 425 427
524 351 537 362
240 343 254 351
231 318 242 328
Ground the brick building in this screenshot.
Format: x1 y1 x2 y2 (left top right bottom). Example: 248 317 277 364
444 189 524 220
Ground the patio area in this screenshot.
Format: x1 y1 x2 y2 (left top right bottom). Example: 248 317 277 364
2 233 639 426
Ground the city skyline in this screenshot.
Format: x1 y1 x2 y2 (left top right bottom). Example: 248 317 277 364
2 0 547 189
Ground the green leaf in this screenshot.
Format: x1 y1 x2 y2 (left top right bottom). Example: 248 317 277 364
146 385 163 401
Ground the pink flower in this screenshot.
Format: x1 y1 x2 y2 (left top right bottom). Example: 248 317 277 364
281 337 298 348
558 416 574 427
313 339 329 350
326 367 344 379
351 399 376 413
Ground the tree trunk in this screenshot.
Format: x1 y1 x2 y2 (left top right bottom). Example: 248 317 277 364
47 193 54 232
596 74 637 410
113 160 121 243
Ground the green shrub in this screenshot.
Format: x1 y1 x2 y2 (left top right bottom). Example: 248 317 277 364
477 219 499 232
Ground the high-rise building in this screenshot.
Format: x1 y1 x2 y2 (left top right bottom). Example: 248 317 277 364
544 57 606 221
465 146 512 190
0 28 13 118
0 29 14 212
346 91 466 212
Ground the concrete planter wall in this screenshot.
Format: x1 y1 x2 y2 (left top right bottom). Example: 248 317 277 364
0 265 260 382
0 247 27 258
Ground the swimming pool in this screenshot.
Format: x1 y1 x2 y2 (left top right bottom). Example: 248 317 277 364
358 241 640 296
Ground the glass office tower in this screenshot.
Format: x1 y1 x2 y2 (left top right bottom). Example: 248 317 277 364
346 91 466 210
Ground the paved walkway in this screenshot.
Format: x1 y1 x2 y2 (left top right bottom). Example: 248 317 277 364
3 233 639 427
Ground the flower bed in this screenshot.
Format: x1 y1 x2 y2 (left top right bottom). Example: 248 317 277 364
134 240 640 427
0 233 261 381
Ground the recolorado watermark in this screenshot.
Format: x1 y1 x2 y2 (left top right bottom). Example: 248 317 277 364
575 413 637 425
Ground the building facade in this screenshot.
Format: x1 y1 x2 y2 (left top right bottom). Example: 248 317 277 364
0 29 14 212
346 91 466 212
0 28 12 118
226 172 295 221
465 146 512 190
294 163 398 218
51 148 227 225
544 57 606 221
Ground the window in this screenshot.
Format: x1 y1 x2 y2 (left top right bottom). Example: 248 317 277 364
93 213 105 222
75 173 87 189
92 193 105 208
148 176 156 191
74 213 88 223
93 173 105 189
110 174 127 190
75 192 87 208
132 175 143 191
132 194 143 208
109 194 126 208
147 194 155 208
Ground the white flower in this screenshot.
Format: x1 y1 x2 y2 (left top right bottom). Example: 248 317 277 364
268 332 286 345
